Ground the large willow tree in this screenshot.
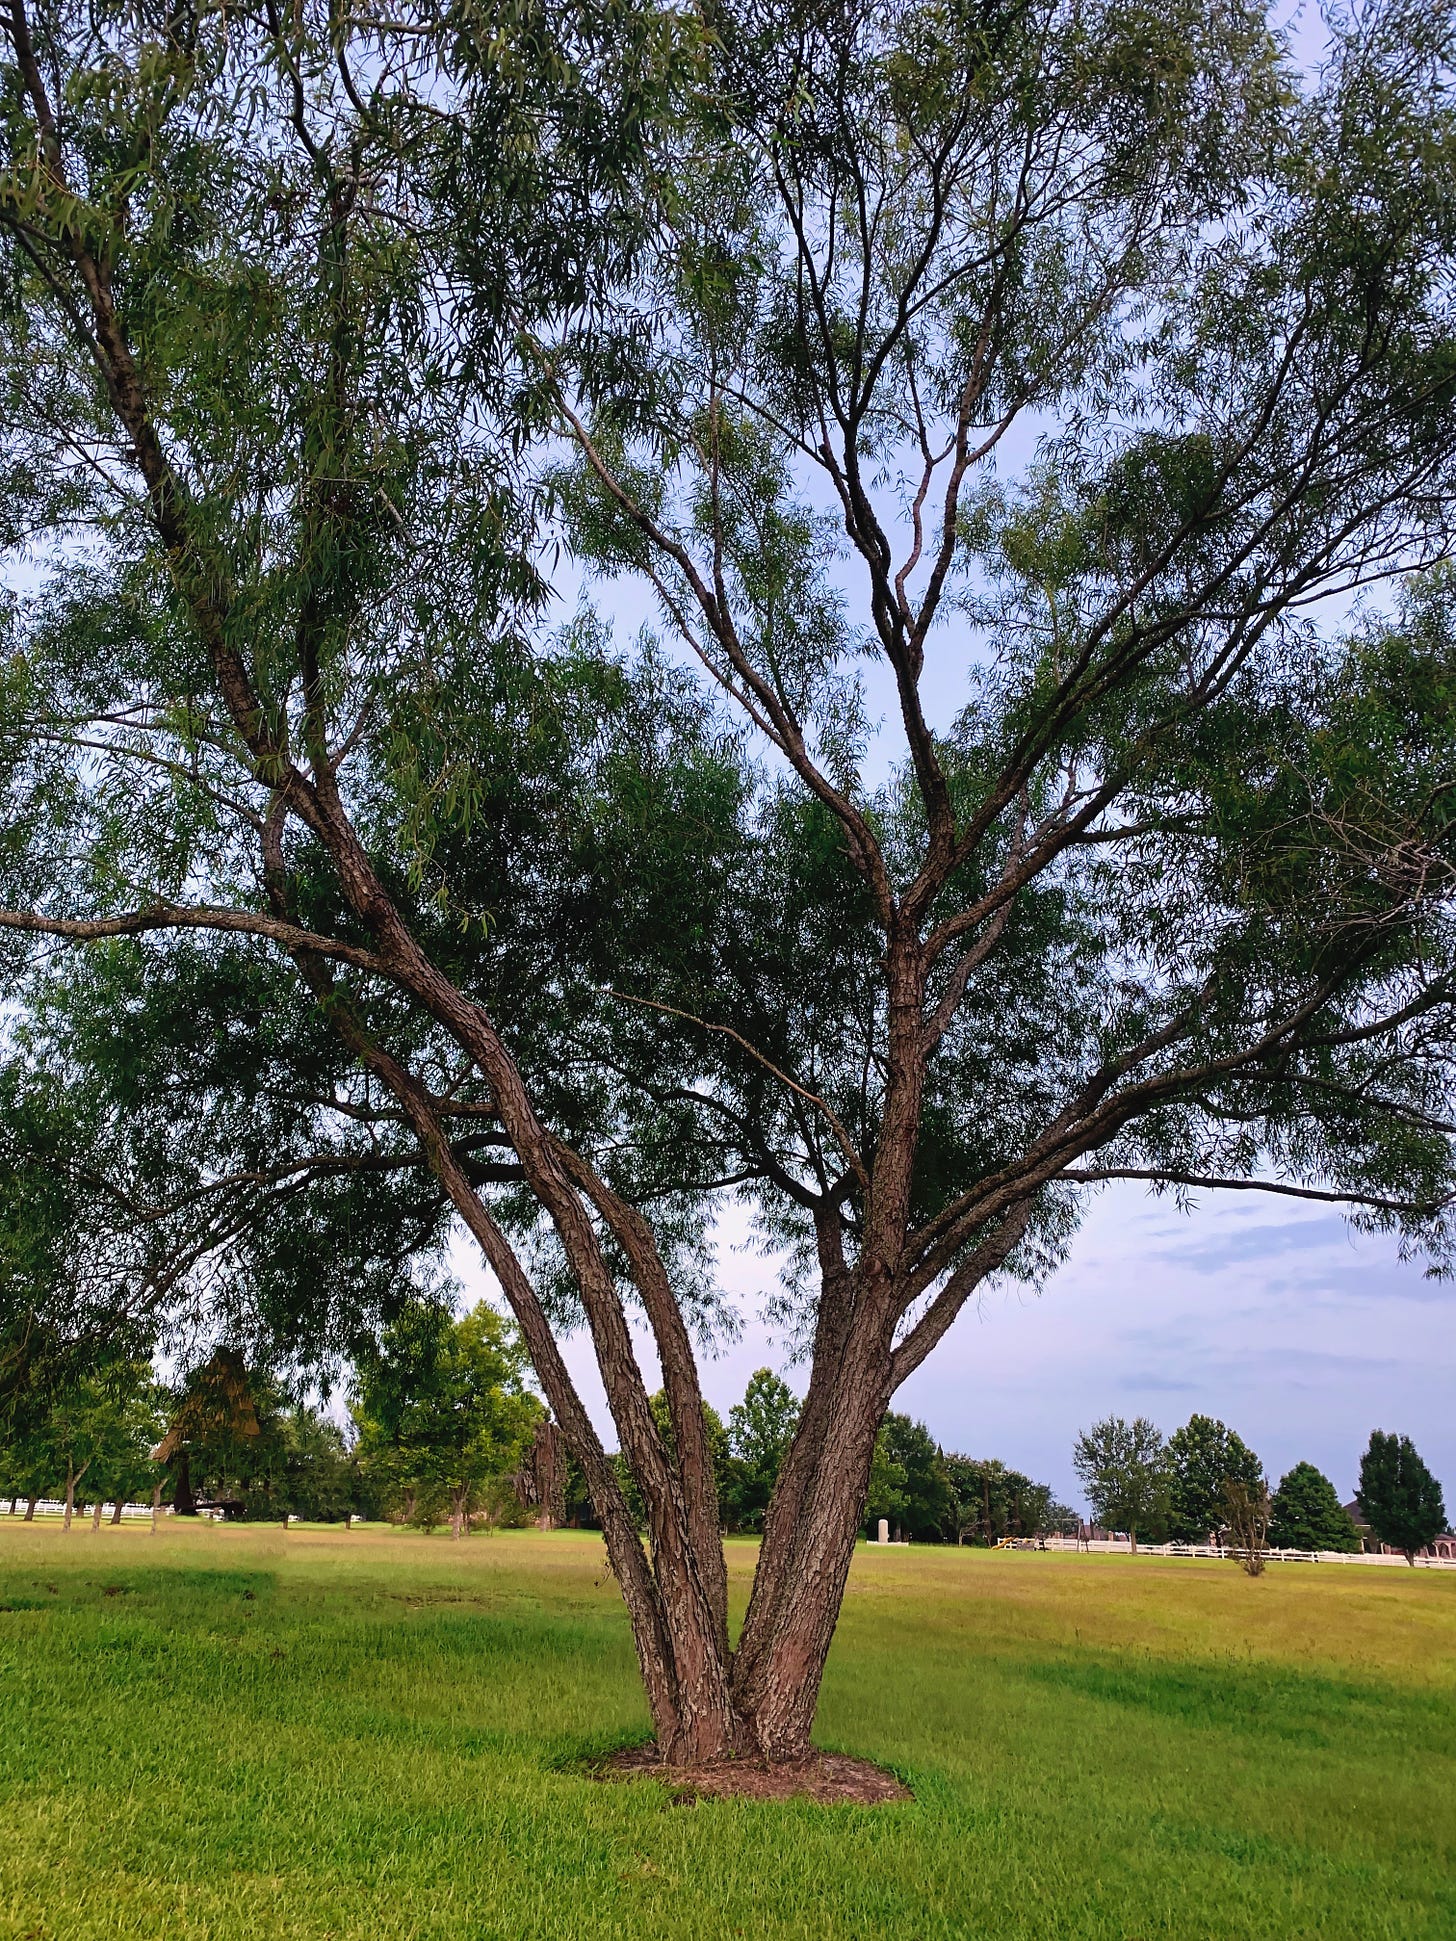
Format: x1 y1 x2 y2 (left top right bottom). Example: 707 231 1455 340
3 0 1456 1765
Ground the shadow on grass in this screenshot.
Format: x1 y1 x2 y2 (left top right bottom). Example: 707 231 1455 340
1022 1650 1445 1754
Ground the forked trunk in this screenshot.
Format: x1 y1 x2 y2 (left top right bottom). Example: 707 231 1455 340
628 1358 887 1768
731 1383 886 1760
63 1460 89 1532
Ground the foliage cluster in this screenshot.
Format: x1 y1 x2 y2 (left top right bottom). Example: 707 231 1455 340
352 1301 544 1536
1071 1416 1450 1562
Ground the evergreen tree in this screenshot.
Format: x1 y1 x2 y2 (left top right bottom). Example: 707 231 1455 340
1166 1415 1265 1543
1358 1432 1448 1565
1267 1462 1361 1553
156 1351 266 1518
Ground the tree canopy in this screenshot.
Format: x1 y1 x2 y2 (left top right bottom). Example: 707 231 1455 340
353 1301 542 1536
726 1370 801 1531
1267 1462 1361 1554
1358 1431 1449 1563
1072 1416 1168 1547
1165 1415 1264 1543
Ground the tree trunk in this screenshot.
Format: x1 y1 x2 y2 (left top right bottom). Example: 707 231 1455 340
151 1480 163 1532
450 1486 468 1540
64 1460 89 1531
110 1499 124 1525
90 1497 105 1532
7 1496 15 1515
23 1494 37 1522
172 1449 195 1516
728 1349 890 1761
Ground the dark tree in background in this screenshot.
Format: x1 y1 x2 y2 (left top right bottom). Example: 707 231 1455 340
1358 1432 1449 1564
155 1350 265 1517
941 1455 1069 1545
1165 1415 1264 1543
875 1414 957 1541
1267 1462 1361 1554
3 0 1456 1766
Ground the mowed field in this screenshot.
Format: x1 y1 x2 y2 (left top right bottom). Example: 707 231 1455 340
0 1524 1452 1941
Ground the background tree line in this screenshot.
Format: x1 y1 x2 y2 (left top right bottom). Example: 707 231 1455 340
1072 1413 1450 1563
0 1303 539 1532
2 1310 1082 1546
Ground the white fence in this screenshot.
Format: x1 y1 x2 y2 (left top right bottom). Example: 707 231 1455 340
1035 1535 1456 1569
5 1501 154 1521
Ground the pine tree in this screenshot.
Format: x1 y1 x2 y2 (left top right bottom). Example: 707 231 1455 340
1267 1463 1361 1554
1358 1433 1448 1565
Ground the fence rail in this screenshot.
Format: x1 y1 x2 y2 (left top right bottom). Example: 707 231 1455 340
4 1501 155 1521
1034 1535 1456 1568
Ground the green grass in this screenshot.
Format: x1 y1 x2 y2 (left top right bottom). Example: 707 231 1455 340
1 1524 1452 1939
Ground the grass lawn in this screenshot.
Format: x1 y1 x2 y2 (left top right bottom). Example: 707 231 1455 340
0 1523 1452 1939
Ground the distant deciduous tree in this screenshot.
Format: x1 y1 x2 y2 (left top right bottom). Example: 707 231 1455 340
354 1304 541 1538
1267 1463 1361 1554
864 1429 908 1536
727 1371 800 1533
1165 1415 1264 1543
1072 1418 1169 1552
278 1409 356 1524
876 1415 956 1542
0 1416 52 1519
942 1456 1062 1546
1358 1432 1449 1565
44 1364 161 1530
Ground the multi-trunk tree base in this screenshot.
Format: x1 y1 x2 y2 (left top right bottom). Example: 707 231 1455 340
598 1743 911 1805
